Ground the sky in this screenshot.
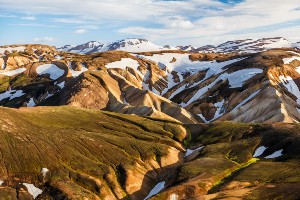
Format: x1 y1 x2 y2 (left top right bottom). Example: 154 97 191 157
0 0 300 47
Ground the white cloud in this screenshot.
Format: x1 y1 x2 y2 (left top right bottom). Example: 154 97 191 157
15 23 57 28
0 14 17 18
75 29 87 34
21 15 36 20
119 0 300 45
34 37 55 43
0 0 225 21
78 25 99 30
1 0 300 45
52 18 87 24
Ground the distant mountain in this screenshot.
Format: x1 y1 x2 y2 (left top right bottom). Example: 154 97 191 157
179 37 295 53
58 37 299 55
104 38 175 52
58 39 176 54
176 45 198 52
293 42 300 49
213 37 292 53
67 41 103 54
176 45 216 52
56 44 74 52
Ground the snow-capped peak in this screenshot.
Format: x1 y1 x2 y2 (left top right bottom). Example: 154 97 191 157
103 38 172 52
57 38 175 54
214 37 292 53
57 45 74 52
57 37 299 54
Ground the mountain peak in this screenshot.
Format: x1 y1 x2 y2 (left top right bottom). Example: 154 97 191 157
58 38 176 54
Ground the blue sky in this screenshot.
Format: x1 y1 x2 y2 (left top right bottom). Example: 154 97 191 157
0 0 300 47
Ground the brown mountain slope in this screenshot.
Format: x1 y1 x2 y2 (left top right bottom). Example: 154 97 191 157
0 45 300 124
0 47 199 124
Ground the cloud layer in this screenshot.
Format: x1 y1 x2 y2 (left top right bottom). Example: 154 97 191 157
1 0 300 45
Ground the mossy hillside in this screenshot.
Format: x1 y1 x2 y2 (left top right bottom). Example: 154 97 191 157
0 75 10 92
208 158 259 194
0 106 187 199
0 71 64 108
152 122 300 200
191 122 253 146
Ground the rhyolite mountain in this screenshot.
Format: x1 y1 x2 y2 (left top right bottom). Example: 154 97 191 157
0 37 300 199
0 39 300 123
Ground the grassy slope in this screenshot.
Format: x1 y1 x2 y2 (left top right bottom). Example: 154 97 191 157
151 122 300 200
0 106 186 199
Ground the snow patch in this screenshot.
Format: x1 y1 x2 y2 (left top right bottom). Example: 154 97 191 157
123 97 129 105
142 71 150 90
142 53 243 76
296 67 300 74
27 98 36 107
0 89 24 101
57 81 65 89
0 46 25 54
0 68 26 76
41 168 49 178
283 56 300 64
279 75 300 104
36 64 64 80
55 55 63 60
23 183 42 199
180 67 260 107
212 99 225 120
45 93 53 99
253 146 267 157
144 181 165 200
265 149 283 159
227 68 263 88
105 58 143 78
262 38 291 49
137 53 245 96
182 78 220 107
1 61 5 70
68 63 88 77
185 146 204 157
170 194 179 200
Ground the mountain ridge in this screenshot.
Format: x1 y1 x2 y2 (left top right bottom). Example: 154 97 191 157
56 37 300 55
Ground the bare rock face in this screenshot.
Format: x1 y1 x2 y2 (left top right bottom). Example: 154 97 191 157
5 55 31 70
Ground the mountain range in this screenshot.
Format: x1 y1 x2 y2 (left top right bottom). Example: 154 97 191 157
58 37 300 54
0 37 300 199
